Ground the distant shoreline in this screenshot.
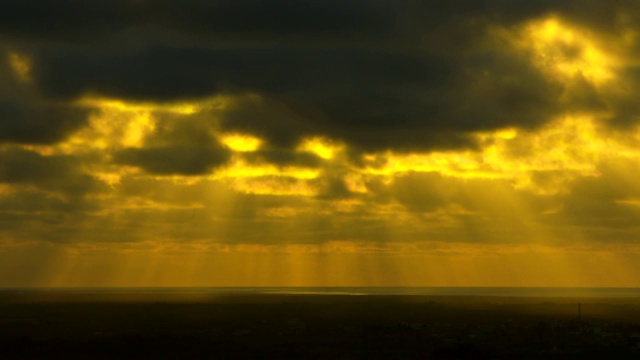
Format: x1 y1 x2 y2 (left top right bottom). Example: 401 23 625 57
1 286 640 297
2 287 640 306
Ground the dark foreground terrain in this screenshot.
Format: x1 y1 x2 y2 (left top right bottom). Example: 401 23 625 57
2 291 640 359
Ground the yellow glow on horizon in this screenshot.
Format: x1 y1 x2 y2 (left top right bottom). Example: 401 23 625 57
521 16 619 85
7 51 31 83
5 238 640 287
220 133 263 152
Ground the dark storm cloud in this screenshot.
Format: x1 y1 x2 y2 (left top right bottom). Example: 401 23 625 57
106 107 233 175
313 174 353 200
242 149 323 169
0 148 97 195
145 110 218 147
0 190 93 215
598 67 640 126
51 44 552 151
218 94 316 149
554 159 640 228
147 0 399 41
6 0 625 44
0 1 127 41
114 145 231 175
0 0 458 44
32 47 451 102
0 101 88 144
0 51 90 145
388 172 451 212
3 0 640 151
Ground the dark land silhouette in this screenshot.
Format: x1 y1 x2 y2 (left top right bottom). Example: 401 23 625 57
2 290 640 359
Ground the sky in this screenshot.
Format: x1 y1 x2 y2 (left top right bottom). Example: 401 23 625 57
2 0 640 287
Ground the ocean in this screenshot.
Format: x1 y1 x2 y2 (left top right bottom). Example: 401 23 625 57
2 286 640 298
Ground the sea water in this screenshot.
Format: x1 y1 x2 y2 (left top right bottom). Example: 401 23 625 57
2 286 640 298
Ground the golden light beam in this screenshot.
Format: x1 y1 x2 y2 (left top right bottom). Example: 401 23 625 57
5 239 640 287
